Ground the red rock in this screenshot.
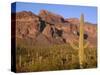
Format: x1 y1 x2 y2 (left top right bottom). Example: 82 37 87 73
39 10 65 24
12 10 97 48
15 11 40 39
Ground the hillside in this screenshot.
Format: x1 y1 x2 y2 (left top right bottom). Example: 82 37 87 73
12 10 97 48
11 10 97 72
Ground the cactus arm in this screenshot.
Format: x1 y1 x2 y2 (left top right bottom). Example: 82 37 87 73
84 42 88 49
70 42 79 50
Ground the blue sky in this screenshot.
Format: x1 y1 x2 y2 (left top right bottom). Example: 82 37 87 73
12 2 97 24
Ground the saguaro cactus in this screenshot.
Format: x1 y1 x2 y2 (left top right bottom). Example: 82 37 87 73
19 55 22 67
70 14 88 68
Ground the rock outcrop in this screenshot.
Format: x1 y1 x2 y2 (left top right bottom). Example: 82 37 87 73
12 10 97 48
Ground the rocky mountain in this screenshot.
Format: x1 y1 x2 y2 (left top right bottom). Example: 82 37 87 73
12 10 97 48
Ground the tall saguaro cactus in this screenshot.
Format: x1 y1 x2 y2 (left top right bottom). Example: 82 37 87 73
79 14 85 68
70 14 88 68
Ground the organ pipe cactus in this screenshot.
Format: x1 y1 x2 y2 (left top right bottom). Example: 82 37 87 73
70 14 88 68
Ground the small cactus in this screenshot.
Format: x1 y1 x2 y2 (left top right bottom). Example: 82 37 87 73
70 14 88 68
19 55 22 67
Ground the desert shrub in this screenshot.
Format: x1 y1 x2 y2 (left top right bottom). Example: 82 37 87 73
16 39 97 72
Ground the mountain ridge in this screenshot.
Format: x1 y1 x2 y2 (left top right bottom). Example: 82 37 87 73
12 10 97 48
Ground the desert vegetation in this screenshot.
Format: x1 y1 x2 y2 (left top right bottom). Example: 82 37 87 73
12 10 97 72
16 38 97 72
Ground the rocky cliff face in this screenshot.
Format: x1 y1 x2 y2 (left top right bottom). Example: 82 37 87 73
12 10 97 48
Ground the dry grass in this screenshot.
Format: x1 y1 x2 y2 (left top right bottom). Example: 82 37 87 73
16 38 97 72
